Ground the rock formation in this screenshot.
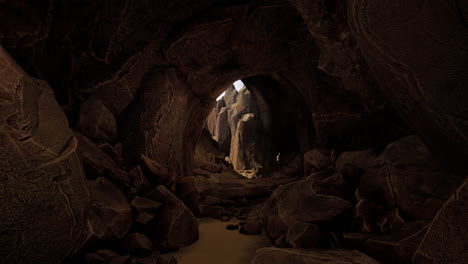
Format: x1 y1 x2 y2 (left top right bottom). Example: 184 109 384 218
0 0 466 263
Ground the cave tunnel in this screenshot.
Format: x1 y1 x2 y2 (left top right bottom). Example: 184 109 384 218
0 1 467 264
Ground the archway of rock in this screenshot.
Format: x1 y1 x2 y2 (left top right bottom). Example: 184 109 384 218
1 1 467 264
200 76 314 179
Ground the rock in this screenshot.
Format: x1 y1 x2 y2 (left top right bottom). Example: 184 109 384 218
304 149 331 175
177 176 219 214
83 178 133 245
130 196 162 226
129 166 152 194
84 249 120 264
108 255 132 264
193 160 222 173
314 173 355 201
376 208 404 233
145 185 199 251
215 107 231 154
251 248 380 264
335 149 377 173
75 132 131 191
76 97 118 142
413 177 468 264
0 47 89 264
352 198 386 233
120 233 153 257
260 179 351 245
358 136 463 220
226 224 239 230
136 255 177 264
221 216 230 222
230 113 262 174
98 143 124 165
307 167 337 181
138 154 171 186
285 222 321 248
194 128 224 165
239 219 263 235
364 221 428 264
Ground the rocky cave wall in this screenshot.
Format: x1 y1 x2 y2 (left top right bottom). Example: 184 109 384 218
0 0 467 263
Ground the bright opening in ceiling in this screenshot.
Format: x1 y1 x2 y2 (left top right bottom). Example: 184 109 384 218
216 80 244 101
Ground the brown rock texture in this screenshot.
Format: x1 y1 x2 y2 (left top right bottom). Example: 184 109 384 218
83 178 133 244
0 47 89 264
413 177 468 264
145 186 199 251
251 248 380 264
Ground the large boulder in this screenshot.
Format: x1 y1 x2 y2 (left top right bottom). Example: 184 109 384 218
251 248 380 264
413 177 468 264
358 136 463 220
145 185 199 251
82 178 133 246
130 196 162 226
260 179 351 245
76 97 118 142
364 221 428 264
0 47 89 264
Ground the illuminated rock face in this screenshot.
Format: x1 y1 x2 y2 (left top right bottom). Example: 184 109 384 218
0 0 467 263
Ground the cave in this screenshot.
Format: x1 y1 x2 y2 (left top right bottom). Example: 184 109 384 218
0 1 467 264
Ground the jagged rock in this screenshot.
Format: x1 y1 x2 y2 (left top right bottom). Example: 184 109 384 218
224 85 238 107
194 128 224 165
120 233 153 257
0 47 89 264
230 113 261 174
130 196 162 226
129 166 152 194
358 136 463 220
413 178 468 264
76 97 118 142
138 154 171 186
83 178 133 244
260 179 351 245
251 248 380 264
215 107 231 154
304 149 331 175
145 185 199 251
285 222 322 248
84 249 119 264
75 132 131 190
364 221 428 264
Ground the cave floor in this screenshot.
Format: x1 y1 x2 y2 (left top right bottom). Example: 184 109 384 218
172 218 270 264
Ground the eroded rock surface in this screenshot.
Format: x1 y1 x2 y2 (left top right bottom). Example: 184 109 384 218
0 47 89 264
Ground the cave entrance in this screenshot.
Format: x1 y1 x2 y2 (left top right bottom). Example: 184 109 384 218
195 76 314 179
